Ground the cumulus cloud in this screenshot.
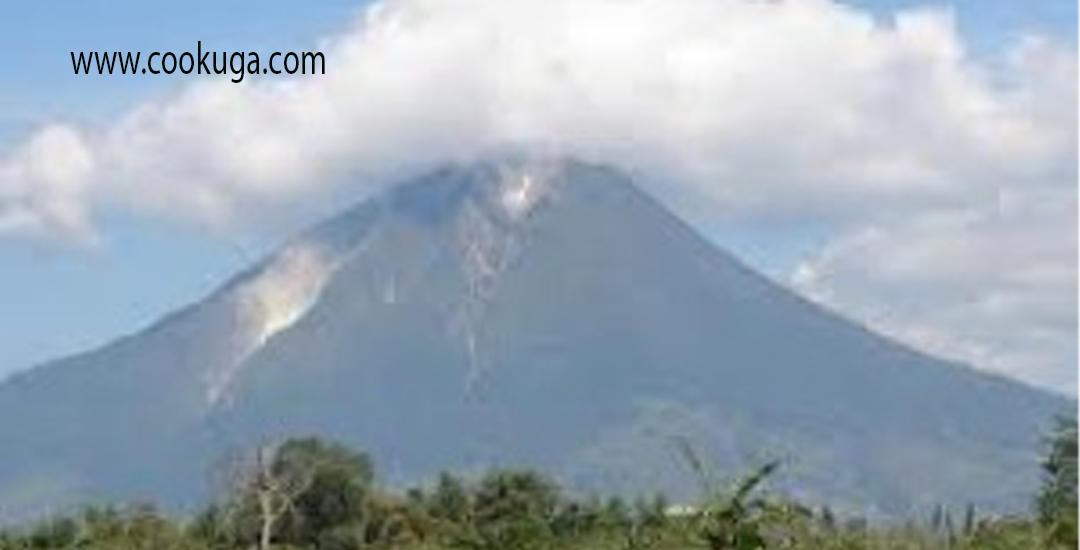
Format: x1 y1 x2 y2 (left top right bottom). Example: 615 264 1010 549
783 30 1077 393
0 0 1074 391
793 189 1077 391
0 125 95 243
4 0 1074 230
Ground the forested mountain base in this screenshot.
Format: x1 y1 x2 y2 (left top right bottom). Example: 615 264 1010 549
2 419 1075 550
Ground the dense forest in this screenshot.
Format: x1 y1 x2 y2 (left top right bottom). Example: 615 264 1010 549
1 419 1074 550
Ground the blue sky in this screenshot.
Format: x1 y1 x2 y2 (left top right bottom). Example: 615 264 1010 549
0 0 1075 392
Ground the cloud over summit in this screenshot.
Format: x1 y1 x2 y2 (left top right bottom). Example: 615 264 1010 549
4 0 1073 232
0 0 1074 391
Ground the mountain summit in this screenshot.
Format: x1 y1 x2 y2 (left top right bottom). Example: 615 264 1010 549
0 159 1070 521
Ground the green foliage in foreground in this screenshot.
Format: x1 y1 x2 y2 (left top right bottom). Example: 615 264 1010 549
1037 417 1078 549
1 420 1075 550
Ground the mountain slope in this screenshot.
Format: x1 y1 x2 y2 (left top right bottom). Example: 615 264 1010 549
0 159 1071 521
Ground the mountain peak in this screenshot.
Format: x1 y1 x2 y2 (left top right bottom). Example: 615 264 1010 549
0 159 1070 521
387 158 557 216
205 157 577 405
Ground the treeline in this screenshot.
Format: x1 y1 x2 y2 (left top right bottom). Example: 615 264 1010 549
1 419 1075 550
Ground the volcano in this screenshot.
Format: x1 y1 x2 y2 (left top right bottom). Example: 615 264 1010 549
0 159 1070 521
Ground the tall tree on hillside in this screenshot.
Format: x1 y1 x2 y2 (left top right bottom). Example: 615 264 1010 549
1037 417 1078 548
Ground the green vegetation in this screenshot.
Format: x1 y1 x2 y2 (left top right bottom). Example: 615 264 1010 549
1037 417 1078 549
1 420 1075 550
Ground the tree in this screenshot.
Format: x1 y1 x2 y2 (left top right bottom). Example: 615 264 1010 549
1037 417 1078 548
234 443 315 550
188 503 235 548
24 516 78 549
273 438 373 547
428 472 472 525
454 469 560 550
226 437 374 550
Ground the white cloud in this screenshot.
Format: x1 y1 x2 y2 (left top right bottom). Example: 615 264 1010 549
5 0 1073 229
793 188 1077 392
0 125 95 243
0 0 1074 391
